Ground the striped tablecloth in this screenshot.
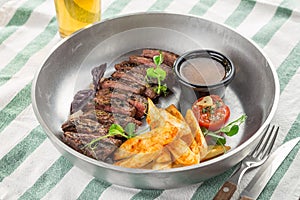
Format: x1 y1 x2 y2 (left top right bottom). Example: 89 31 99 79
1 0 300 199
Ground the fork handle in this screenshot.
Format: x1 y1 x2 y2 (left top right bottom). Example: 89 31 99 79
213 181 237 200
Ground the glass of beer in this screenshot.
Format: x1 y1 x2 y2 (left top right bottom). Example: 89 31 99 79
54 0 101 38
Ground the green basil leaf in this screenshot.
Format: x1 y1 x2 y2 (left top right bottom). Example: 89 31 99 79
226 125 239 136
153 55 161 66
217 137 226 145
125 122 135 135
219 126 231 133
155 68 167 80
146 68 157 78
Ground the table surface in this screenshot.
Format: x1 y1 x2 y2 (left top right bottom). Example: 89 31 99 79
0 0 300 199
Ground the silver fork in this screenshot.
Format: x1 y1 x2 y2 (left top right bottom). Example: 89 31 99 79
213 124 279 200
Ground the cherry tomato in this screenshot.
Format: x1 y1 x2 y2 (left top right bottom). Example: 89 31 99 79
192 95 230 131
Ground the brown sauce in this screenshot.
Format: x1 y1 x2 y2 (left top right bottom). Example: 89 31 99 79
180 58 225 85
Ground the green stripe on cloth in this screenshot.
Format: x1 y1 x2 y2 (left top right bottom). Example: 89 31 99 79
130 189 164 200
252 5 292 47
0 0 46 45
0 17 57 87
0 83 31 133
102 0 131 19
258 114 300 200
191 167 236 200
188 0 217 16
19 156 73 200
225 0 256 28
148 0 173 11
77 178 111 200
0 126 46 182
276 40 300 93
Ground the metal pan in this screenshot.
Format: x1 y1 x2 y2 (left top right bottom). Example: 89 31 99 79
31 13 279 189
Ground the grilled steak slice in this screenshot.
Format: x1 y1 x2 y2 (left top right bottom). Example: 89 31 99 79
62 131 122 161
128 56 173 80
83 109 142 127
114 60 138 71
101 78 145 94
96 89 147 118
127 93 147 118
141 49 178 67
94 95 136 117
129 55 156 67
61 117 108 135
111 70 147 86
144 87 159 99
96 88 127 100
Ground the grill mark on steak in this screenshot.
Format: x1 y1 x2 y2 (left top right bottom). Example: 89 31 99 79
101 78 146 94
94 94 136 117
83 109 142 127
129 55 156 67
96 88 147 119
114 60 138 71
62 131 122 161
61 117 108 135
141 49 178 67
111 70 147 86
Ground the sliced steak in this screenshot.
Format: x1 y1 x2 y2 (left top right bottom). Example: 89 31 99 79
83 109 142 127
141 49 178 67
101 78 145 94
129 55 156 67
61 117 108 135
96 89 147 118
62 131 122 161
144 87 159 99
111 70 147 86
114 60 138 71
94 94 136 117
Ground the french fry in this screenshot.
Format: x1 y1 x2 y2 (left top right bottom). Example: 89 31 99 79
167 139 200 166
185 109 208 159
115 149 162 168
201 145 231 162
152 149 172 170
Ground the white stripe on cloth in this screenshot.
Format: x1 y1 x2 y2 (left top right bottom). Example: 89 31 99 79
271 140 300 200
0 105 38 160
0 139 61 199
0 0 55 71
41 167 94 200
165 0 199 14
0 34 60 111
121 0 156 14
155 183 202 200
263 10 300 68
202 0 241 23
102 0 115 12
0 0 27 27
236 0 282 38
99 185 140 200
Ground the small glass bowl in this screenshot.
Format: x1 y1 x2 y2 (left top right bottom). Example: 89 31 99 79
173 49 235 98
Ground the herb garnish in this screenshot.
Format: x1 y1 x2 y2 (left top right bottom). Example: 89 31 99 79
202 114 247 146
146 51 168 95
82 123 136 150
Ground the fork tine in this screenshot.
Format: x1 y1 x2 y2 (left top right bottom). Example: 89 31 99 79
251 124 270 156
261 126 279 159
258 125 275 156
